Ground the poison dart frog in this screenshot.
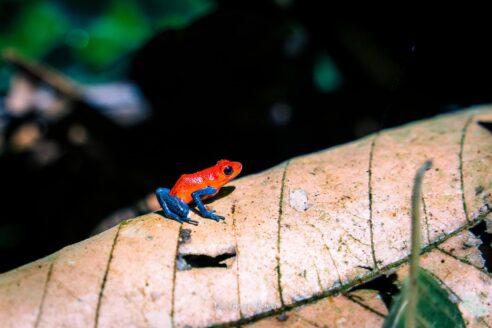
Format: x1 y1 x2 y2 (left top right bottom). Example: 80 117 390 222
155 160 242 225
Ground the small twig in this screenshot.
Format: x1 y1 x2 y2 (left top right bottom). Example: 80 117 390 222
2 48 82 98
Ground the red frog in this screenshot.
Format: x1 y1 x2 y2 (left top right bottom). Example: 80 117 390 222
155 160 242 225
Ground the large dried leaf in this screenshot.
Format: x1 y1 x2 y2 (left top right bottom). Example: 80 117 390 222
1 106 491 327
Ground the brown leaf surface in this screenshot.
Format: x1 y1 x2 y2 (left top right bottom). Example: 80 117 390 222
246 291 385 328
1 106 491 327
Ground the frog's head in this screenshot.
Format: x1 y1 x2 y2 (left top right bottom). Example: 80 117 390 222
216 159 242 184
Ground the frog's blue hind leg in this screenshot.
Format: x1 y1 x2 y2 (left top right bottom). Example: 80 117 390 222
155 188 199 225
192 187 225 221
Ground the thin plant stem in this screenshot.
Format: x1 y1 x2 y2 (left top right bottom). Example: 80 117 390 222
407 160 432 328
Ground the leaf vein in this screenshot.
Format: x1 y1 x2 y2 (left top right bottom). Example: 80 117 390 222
34 260 55 328
94 224 122 328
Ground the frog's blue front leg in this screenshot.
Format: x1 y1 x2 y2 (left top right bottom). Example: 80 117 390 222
155 188 199 225
192 187 225 221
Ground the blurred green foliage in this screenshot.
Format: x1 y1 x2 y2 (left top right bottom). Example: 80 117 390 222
0 0 216 88
313 53 342 93
75 1 150 70
0 2 69 60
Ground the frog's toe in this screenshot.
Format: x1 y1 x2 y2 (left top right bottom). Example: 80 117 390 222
183 217 199 225
211 214 225 221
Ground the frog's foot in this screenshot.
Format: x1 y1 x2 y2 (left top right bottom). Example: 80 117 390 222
200 209 225 221
192 187 227 222
156 187 197 225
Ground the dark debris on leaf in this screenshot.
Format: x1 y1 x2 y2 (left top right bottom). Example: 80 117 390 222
179 229 192 244
276 313 288 321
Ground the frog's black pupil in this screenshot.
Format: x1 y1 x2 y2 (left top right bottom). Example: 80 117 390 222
224 166 233 176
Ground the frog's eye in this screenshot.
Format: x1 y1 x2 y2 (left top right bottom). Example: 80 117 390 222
223 166 233 176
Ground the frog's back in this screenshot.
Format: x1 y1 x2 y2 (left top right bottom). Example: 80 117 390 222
169 173 210 203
